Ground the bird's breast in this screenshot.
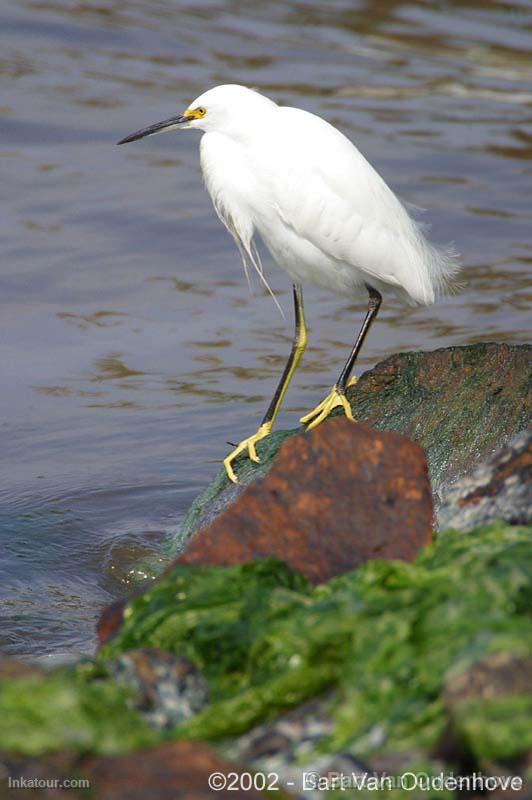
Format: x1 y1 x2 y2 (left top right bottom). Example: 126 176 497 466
200 133 262 230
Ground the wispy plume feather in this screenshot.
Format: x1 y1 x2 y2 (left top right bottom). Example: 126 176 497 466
214 209 284 317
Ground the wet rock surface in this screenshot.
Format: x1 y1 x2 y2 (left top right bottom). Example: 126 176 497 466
346 343 530 491
97 597 132 645
179 418 433 583
108 648 209 730
176 343 531 551
439 427 532 531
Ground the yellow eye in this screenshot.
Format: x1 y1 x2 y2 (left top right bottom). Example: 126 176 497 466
197 106 206 117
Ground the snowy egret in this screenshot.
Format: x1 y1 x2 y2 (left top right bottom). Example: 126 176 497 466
118 84 457 483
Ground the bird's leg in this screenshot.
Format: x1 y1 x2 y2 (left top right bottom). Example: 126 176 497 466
300 286 382 431
224 284 307 483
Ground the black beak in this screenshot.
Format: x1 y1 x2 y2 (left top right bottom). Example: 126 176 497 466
117 114 193 145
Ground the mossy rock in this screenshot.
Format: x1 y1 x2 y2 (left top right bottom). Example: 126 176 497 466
94 521 531 764
176 343 531 551
0 521 529 784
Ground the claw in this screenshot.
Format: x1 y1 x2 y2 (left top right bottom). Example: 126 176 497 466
300 376 357 431
223 421 272 483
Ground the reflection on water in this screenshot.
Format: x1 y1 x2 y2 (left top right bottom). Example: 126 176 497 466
1 0 531 659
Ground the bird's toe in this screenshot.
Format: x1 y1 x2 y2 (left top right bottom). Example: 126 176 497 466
301 385 356 431
222 422 271 482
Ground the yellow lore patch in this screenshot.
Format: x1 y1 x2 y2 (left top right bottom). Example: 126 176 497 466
183 106 206 119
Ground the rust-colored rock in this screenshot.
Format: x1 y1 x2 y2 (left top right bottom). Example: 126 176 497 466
97 597 129 644
0 742 274 800
83 740 268 799
179 419 433 583
97 585 149 644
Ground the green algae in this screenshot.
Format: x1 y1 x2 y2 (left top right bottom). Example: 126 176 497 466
0 666 157 755
100 522 532 760
452 694 532 762
0 522 530 766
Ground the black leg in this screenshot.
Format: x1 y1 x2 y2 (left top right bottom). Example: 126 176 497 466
337 285 382 391
300 284 382 429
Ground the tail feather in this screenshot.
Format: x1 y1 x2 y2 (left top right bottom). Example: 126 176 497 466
403 220 461 306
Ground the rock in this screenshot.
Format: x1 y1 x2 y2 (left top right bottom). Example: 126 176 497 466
444 652 532 708
176 343 531 551
438 652 532 789
82 741 271 799
347 343 530 490
438 428 532 531
96 522 531 759
108 648 209 730
223 694 370 799
97 589 150 645
3 523 531 797
0 742 275 799
97 597 130 644
0 751 83 799
178 418 433 584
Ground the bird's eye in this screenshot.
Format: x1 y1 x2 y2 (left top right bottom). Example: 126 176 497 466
197 107 206 117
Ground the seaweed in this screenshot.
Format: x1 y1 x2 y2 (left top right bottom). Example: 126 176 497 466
0 522 530 766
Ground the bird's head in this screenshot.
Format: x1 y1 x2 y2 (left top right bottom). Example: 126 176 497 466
117 84 277 145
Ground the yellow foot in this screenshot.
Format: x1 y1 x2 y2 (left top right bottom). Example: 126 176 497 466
223 421 272 484
300 376 357 431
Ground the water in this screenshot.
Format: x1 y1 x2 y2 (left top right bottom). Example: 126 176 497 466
1 0 531 660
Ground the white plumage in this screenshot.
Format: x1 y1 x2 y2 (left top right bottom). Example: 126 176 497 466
118 83 459 483
196 85 457 306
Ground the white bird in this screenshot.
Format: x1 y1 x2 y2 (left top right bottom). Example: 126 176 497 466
118 84 458 483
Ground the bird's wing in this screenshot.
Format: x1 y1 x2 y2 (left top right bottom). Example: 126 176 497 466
265 107 431 298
